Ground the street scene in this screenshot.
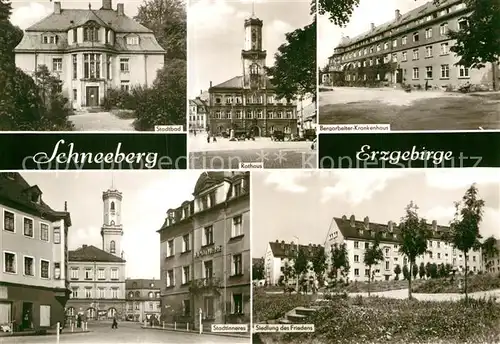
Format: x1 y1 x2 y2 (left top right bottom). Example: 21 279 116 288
318 0 500 130
188 0 317 169
251 169 500 344
0 171 250 343
2 0 186 131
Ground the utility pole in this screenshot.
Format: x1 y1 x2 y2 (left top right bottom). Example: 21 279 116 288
293 236 299 293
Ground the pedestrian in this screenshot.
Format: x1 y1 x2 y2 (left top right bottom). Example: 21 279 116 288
425 80 429 91
213 135 217 142
76 314 81 329
206 133 210 143
112 314 118 329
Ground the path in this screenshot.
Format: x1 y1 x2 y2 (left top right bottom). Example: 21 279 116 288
69 111 135 131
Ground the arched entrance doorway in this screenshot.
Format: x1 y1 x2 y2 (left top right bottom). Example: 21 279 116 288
107 307 117 319
86 307 96 319
249 125 261 137
66 307 75 316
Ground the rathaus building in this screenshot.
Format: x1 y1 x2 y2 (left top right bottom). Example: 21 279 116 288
323 0 499 90
206 13 298 138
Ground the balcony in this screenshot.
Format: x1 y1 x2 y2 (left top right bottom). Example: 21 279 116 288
188 278 222 295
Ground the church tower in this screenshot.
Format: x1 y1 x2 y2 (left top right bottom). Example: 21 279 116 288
241 7 267 89
101 185 123 258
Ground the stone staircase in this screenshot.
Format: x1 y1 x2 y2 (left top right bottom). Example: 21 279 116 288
278 305 319 324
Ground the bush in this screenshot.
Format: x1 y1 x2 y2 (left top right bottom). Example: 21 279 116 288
413 273 500 294
252 288 315 323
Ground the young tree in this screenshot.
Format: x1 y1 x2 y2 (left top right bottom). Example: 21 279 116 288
402 264 410 280
412 263 418 280
265 21 316 103
294 248 309 289
448 0 500 90
311 246 327 287
419 262 426 279
399 201 429 299
482 236 499 271
394 264 401 280
425 262 432 279
447 184 485 301
430 263 439 279
252 258 265 281
330 243 350 285
363 234 383 296
282 260 294 285
438 264 447 278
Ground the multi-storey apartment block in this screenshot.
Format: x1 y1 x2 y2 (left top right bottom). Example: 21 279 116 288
189 97 208 133
14 0 165 108
264 240 323 286
324 0 499 90
484 239 500 274
125 279 161 322
0 173 71 332
66 186 126 320
324 215 483 282
158 172 250 329
207 15 298 138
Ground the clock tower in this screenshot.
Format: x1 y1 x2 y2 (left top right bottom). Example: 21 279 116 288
101 186 123 258
241 11 267 89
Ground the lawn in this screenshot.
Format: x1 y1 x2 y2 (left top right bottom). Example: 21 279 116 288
254 294 500 344
253 288 317 323
331 279 425 293
413 273 500 294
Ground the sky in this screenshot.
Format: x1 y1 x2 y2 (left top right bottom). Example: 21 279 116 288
252 169 500 258
188 0 313 99
9 0 144 30
21 171 201 279
318 0 432 68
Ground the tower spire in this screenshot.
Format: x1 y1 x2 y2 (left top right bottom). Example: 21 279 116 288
251 0 255 17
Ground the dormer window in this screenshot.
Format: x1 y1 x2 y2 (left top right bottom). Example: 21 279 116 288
83 22 100 42
31 193 40 203
126 36 139 45
43 35 58 44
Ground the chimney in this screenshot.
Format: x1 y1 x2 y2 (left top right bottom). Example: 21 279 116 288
275 239 279 243
364 216 369 229
370 23 375 31
291 241 294 246
388 220 393 232
349 215 355 227
209 81 213 88
200 89 202 95
395 9 401 21
82 244 87 248
281 240 285 244
54 1 61 14
102 0 112 10
117 3 124 15
432 220 437 231
341 215 347 221
64 201 67 211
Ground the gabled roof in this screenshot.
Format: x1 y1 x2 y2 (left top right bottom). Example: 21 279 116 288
0 173 71 225
210 76 275 90
125 279 160 290
335 0 464 49
69 245 126 263
193 172 233 195
26 9 153 33
333 216 450 244
269 241 323 259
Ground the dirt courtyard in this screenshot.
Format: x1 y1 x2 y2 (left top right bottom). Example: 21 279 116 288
319 87 500 130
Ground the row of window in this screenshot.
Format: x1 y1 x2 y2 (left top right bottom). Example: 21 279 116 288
165 254 244 287
127 291 160 299
50 54 131 80
344 65 469 82
43 26 140 45
165 216 243 258
352 263 478 278
189 115 206 121
3 251 60 279
352 252 478 265
70 267 119 280
212 110 294 120
126 301 160 311
3 210 61 243
71 287 120 299
180 293 244 318
214 95 289 105
337 1 468 56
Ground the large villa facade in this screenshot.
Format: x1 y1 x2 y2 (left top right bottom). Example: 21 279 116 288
14 0 165 109
323 0 499 90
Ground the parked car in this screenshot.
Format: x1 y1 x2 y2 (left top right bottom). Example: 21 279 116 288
233 130 255 141
303 129 317 141
272 131 285 141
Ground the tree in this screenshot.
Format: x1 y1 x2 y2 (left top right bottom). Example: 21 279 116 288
447 184 485 302
402 264 410 280
252 258 264 281
363 234 383 296
419 262 426 279
425 262 432 279
265 20 316 103
430 263 439 279
412 263 418 279
135 0 186 60
294 248 309 291
133 59 186 130
482 236 499 271
399 201 429 299
330 243 350 285
394 264 401 280
311 247 327 287
282 260 294 285
448 0 500 90
438 264 447 278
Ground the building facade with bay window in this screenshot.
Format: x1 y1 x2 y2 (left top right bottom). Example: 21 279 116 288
14 0 165 109
0 173 71 332
158 172 250 329
323 0 499 90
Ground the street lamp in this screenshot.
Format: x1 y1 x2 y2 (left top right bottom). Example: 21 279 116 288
292 236 299 293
